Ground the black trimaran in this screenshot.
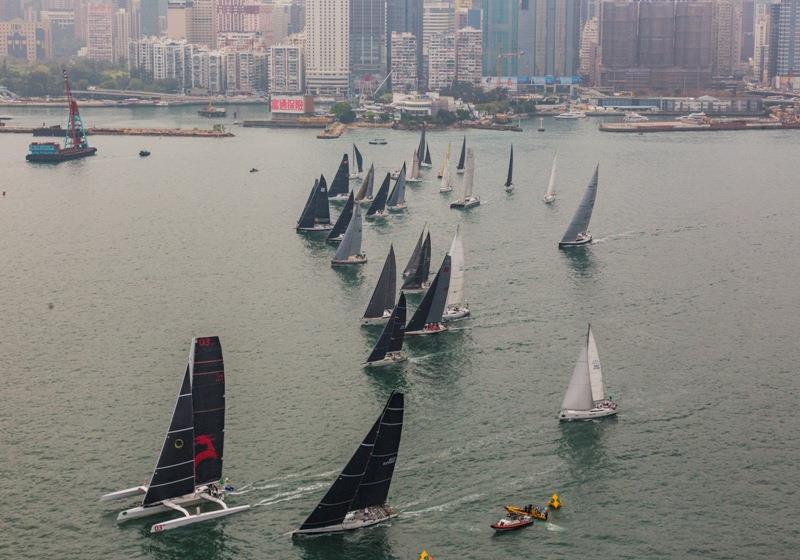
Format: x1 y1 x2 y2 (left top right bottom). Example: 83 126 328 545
101 337 249 533
296 175 332 232
365 293 407 366
401 227 431 292
294 392 404 535
362 245 397 325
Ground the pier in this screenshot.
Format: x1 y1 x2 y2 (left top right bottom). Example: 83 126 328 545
0 125 234 138
599 118 800 133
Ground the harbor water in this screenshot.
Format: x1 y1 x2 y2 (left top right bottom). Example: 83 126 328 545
1 105 799 559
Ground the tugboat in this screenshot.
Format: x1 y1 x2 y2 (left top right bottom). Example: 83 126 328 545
27 70 97 163
197 103 226 118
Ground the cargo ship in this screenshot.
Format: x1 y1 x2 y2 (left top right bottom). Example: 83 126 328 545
26 70 97 163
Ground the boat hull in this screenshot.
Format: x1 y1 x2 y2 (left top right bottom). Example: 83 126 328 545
558 234 592 249
443 306 470 322
361 312 392 326
331 255 368 266
329 194 350 203
364 352 408 367
543 194 556 203
326 235 344 245
406 178 423 184
491 517 534 532
349 174 362 181
439 186 453 193
296 224 334 233
405 323 447 336
293 507 396 535
559 405 618 421
26 146 97 163
365 211 388 221
450 197 480 209
117 492 207 522
100 485 147 502
504 185 514 192
387 204 407 213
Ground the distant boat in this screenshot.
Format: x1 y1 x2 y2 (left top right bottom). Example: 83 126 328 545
101 337 250 532
327 192 355 244
442 226 469 321
350 144 364 180
623 111 649 123
558 165 598 248
456 136 466 174
296 176 333 232
329 154 351 201
439 144 452 193
422 143 432 168
364 293 407 367
386 163 407 212
198 103 226 117
537 117 545 132
354 163 375 205
365 173 391 221
417 124 429 168
369 138 387 145
405 254 451 336
437 142 450 179
249 167 258 172
559 324 618 421
450 148 480 209
331 204 366 266
401 229 431 293
407 150 423 184
543 153 557 204
362 245 397 325
139 150 151 157
555 110 586 120
293 392 404 535
503 145 514 192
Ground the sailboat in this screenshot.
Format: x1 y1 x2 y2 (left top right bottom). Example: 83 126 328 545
293 392 404 535
355 164 375 205
439 144 452 193
401 230 431 293
365 172 391 220
296 175 333 232
456 136 466 174
362 245 397 325
364 293 407 367
349 144 364 180
558 165 598 248
503 145 514 192
442 226 469 321
559 325 618 421
328 154 351 201
417 124 429 168
327 192 355 244
386 163 407 212
405 254 451 336
331 204 367 265
438 142 451 179
537 117 545 132
407 150 423 184
101 337 250 533
543 153 557 203
450 148 480 209
423 143 432 168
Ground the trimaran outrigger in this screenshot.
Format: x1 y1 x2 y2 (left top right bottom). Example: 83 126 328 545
100 337 249 533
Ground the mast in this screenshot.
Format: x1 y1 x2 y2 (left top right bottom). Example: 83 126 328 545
328 192 354 241
587 324 605 402
191 336 225 486
355 164 375 202
560 336 594 412
387 163 406 207
462 149 475 199
333 204 363 261
329 154 350 197
366 293 406 363
560 165 599 244
363 245 397 320
445 227 465 309
366 173 390 217
505 145 513 187
546 154 558 196
456 137 466 171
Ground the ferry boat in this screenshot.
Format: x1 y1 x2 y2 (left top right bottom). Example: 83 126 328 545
198 103 226 117
677 112 707 124
555 110 587 120
623 111 649 122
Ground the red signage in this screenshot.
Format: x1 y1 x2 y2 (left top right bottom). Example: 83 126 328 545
270 96 306 114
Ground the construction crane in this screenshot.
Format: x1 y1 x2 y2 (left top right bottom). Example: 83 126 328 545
496 51 524 79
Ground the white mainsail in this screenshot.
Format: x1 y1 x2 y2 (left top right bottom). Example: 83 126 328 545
445 226 465 308
546 154 557 198
439 142 451 177
560 338 593 412
410 150 421 180
440 146 451 190
587 325 605 402
462 148 475 199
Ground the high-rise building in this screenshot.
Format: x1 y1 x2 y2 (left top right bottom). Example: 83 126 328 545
87 2 114 61
128 36 194 87
422 0 454 89
517 0 582 78
428 31 456 90
713 0 738 76
741 0 755 62
113 8 130 61
305 0 349 97
391 30 417 91
41 10 77 57
224 49 267 92
455 25 482 84
753 2 771 82
0 20 49 60
140 0 160 36
350 0 387 95
775 0 800 76
191 48 225 92
0 0 23 21
579 16 599 84
270 42 304 93
167 0 191 40
387 0 422 90
482 0 518 76
216 0 260 33
187 0 217 48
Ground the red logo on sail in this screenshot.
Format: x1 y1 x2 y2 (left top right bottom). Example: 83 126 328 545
194 434 219 468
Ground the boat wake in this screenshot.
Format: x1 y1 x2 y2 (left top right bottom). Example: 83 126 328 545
402 493 483 517
544 522 565 532
408 353 438 363
228 481 280 495
251 482 328 508
590 230 644 244
229 469 339 495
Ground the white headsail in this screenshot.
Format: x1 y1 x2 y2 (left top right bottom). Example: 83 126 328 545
440 146 451 191
587 325 605 402
560 339 593 412
462 148 475 199
445 226 465 308
546 154 557 198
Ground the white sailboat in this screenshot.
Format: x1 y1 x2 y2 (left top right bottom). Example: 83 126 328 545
439 144 453 193
437 142 451 179
559 325 618 421
442 226 469 321
450 148 480 209
407 150 423 184
543 153 557 203
331 204 367 265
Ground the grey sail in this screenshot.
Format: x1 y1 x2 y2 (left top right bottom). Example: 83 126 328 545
355 164 375 201
366 293 406 363
387 164 406 207
364 245 397 320
560 165 599 244
424 144 431 165
406 254 451 331
456 136 466 171
366 173 390 217
328 192 354 241
505 145 513 187
402 227 426 279
333 204 363 260
402 232 430 290
560 339 594 411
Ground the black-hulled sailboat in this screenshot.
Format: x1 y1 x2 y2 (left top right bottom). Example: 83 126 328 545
331 204 366 265
293 392 404 535
456 136 466 174
362 245 397 325
350 144 364 180
355 163 375 205
386 163 407 212
504 145 514 192
296 175 333 232
364 293 407 367
327 192 355 244
558 165 598 249
365 172 391 221
401 230 431 293
329 154 351 201
101 337 249 533
405 255 451 336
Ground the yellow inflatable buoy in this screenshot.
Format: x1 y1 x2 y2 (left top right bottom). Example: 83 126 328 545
548 493 561 510
419 550 431 560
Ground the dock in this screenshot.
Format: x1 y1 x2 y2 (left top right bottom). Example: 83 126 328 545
317 122 346 139
0 125 233 138
599 119 800 133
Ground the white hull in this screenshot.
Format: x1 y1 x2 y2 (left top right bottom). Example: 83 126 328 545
443 305 470 322
100 485 147 502
405 323 447 336
117 491 208 522
543 194 556 204
329 194 350 203
559 404 618 421
406 177 422 184
357 197 374 206
364 352 408 367
331 255 368 266
326 235 344 245
420 163 432 169
450 196 480 209
439 186 453 193
293 506 396 535
504 184 514 192
366 211 387 221
456 169 464 175
387 204 407 213
152 504 250 533
297 224 334 232
401 281 430 294
361 311 392 326
559 234 592 248
349 174 362 181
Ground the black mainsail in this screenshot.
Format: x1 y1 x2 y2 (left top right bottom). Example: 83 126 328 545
505 145 513 188
143 368 195 506
191 336 225 486
329 154 350 198
315 175 331 225
402 227 426 279
363 245 397 321
353 144 364 174
366 172 390 218
406 254 451 332
424 144 432 166
560 165 599 246
387 163 406 208
366 293 406 364
328 192 355 242
456 136 466 172
401 232 431 290
355 164 375 202
296 179 319 230
416 124 426 163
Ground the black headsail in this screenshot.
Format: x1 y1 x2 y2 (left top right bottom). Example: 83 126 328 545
402 227 426 279
424 143 432 166
329 154 350 197
296 179 319 230
191 336 225 485
351 392 404 509
387 163 406 207
328 192 355 242
366 172 390 218
143 367 195 506
315 175 331 224
364 245 397 320
416 124 426 163
353 144 364 173
406 254 451 332
403 232 431 290
505 145 513 187
457 136 466 171
366 292 406 363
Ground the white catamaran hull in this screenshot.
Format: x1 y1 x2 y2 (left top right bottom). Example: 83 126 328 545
559 405 618 422
293 507 396 535
115 485 223 522
331 255 368 266
364 352 408 368
100 485 147 502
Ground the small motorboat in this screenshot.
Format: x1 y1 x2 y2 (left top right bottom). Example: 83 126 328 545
139 150 150 157
249 168 258 173
369 138 387 145
505 504 548 521
491 513 534 532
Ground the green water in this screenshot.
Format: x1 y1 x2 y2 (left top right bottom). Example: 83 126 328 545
1 106 798 559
